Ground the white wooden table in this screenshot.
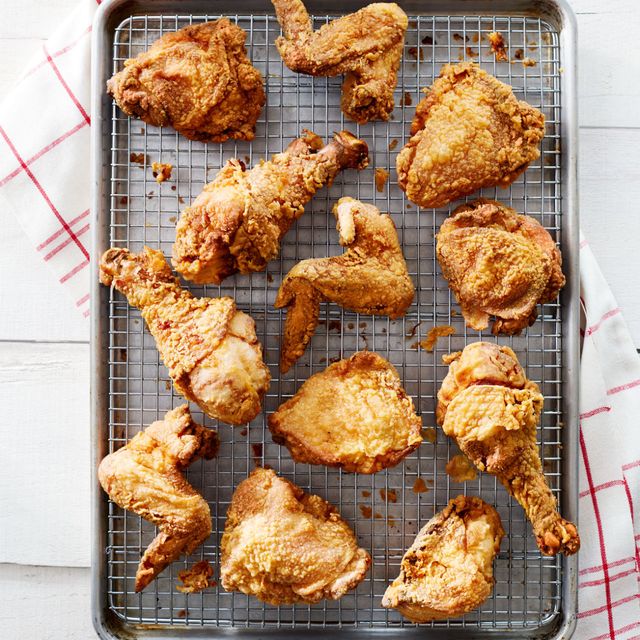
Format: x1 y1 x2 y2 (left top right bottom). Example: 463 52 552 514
0 1 638 637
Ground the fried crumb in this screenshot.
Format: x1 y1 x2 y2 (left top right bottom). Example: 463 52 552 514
362 490 371 497
410 341 419 350
450 309 458 317
421 34 434 45
177 609 188 618
176 560 216 593
240 428 248 436
379 488 398 503
171 185 177 191
178 196 185 204
466 47 478 58
453 33 468 42
151 162 172 183
408 46 423 61
267 273 274 283
445 454 478 482
402 91 413 106
146 191 155 200
359 504 372 518
528 40 538 50
130 152 147 166
522 57 537 67
347 322 355 330
472 33 480 43
405 321 423 339
388 516 397 528
319 357 327 363
488 31 508 61
251 443 263 464
328 319 342 332
374 512 383 519
169 215 176 224
329 356 341 364
359 322 367 330
514 48 524 60
164 380 171 391
419 325 455 352
388 139 399 151
244 155 251 164
375 167 390 192
412 477 429 493
422 427 437 444
119 196 128 205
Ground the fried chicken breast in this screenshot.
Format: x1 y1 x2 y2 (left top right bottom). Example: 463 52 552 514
172 131 369 285
98 405 218 592
272 0 407 123
436 199 565 334
107 20 265 142
382 496 504 621
397 62 545 208
269 351 422 473
275 197 414 372
437 343 580 556
99 247 270 425
220 467 370 604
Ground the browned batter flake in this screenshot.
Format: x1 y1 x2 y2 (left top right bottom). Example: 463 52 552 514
422 427 437 444
152 161 173 183
514 48 524 60
375 167 390 192
130 152 147 165
177 560 216 593
412 477 428 493
522 57 537 67
488 31 508 61
379 488 398 503
360 504 372 518
445 454 477 482
402 92 413 106
420 325 455 352
388 139 399 151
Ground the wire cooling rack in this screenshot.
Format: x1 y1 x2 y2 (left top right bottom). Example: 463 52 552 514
105 10 565 633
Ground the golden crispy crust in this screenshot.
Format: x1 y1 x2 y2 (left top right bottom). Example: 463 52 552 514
382 495 504 621
220 468 371 604
438 343 580 556
397 62 545 208
268 351 423 473
172 131 368 285
107 20 265 142
99 247 270 424
272 0 407 123
274 197 414 372
98 405 218 592
436 199 565 335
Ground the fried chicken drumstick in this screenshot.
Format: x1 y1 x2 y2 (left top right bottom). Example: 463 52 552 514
436 199 565 334
382 496 504 621
98 405 218 592
172 130 369 284
397 62 545 208
100 247 270 425
272 0 407 123
107 20 265 142
269 351 422 473
275 197 414 372
437 342 580 556
220 467 371 604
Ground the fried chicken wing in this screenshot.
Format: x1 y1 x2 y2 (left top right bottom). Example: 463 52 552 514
396 62 545 208
437 343 580 556
272 0 407 123
382 496 504 621
99 247 270 425
436 199 565 334
172 131 369 284
220 467 371 604
275 197 414 371
107 20 265 142
269 351 422 473
98 405 218 592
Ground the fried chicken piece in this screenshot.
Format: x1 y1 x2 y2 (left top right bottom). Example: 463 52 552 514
382 496 503 621
272 0 407 123
275 197 414 371
437 343 580 556
172 131 368 284
269 351 422 473
107 20 265 142
396 62 545 208
436 199 565 334
98 405 218 592
99 247 270 425
220 467 370 604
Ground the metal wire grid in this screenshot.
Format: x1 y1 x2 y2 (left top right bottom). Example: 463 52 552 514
105 10 564 632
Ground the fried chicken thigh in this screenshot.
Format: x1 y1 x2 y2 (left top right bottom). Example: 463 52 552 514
107 20 265 142
275 197 414 371
98 405 218 592
272 0 407 123
437 199 565 334
382 496 504 621
437 343 580 556
269 351 422 473
100 247 270 425
397 62 545 208
172 131 369 284
220 467 370 604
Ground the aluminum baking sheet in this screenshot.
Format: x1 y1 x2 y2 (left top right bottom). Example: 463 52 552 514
91 1 579 637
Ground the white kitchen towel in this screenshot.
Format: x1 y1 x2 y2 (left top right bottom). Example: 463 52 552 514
2 1 640 635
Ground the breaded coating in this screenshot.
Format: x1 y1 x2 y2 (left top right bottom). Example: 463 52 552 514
382 496 504 621
437 343 580 556
107 20 265 142
99 247 270 425
436 199 565 334
220 467 371 604
172 131 369 285
98 405 218 592
269 351 422 473
275 197 414 372
272 0 407 123
396 62 545 208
